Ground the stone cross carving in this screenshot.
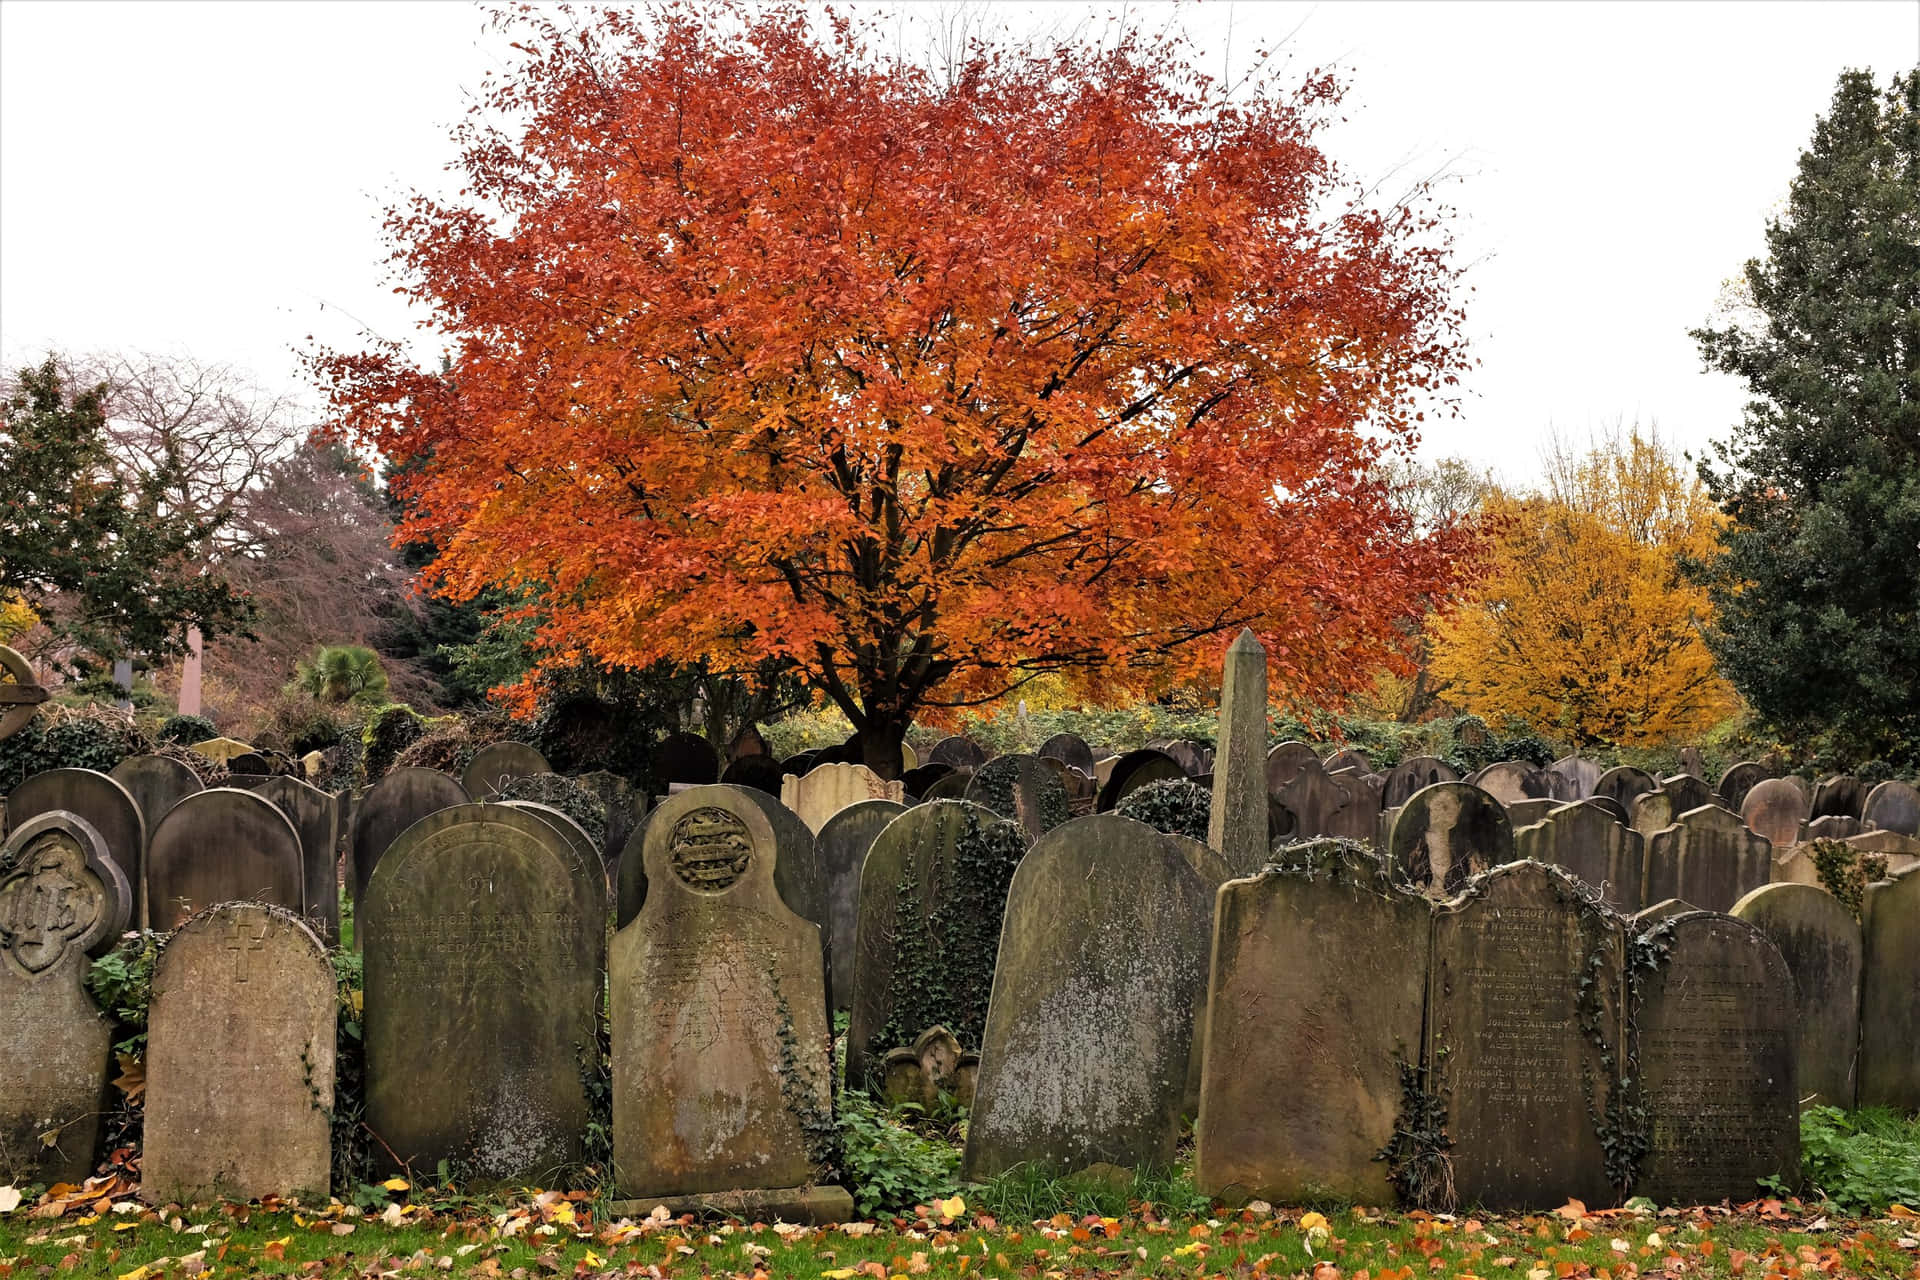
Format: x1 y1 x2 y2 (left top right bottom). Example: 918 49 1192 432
224 913 271 983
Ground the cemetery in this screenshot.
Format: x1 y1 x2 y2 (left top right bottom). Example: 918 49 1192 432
2 4 1917 1277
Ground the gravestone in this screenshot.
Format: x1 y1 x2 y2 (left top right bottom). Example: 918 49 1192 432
1740 778 1809 853
845 801 1026 1089
1660 773 1717 816
502 800 602 886
108 754 203 852
1644 805 1771 914
1514 799 1645 912
1269 757 1358 845
1717 761 1770 813
780 762 906 834
1811 774 1866 821
1208 629 1269 876
615 785 825 942
1632 898 1693 929
1862 780 1920 837
461 741 552 799
1676 746 1708 780
0 813 129 1185
653 731 722 789
141 902 333 1204
1325 769 1386 845
1264 741 1322 795
1427 861 1624 1210
1631 789 1678 842
1322 747 1369 776
611 790 837 1201
243 775 343 943
1859 869 1920 1110
1471 761 1552 805
1805 814 1863 841
817 799 908 1013
573 770 649 869
928 737 987 769
1161 739 1215 777
1770 845 1820 886
720 754 785 797
1847 829 1920 878
1037 733 1096 777
6 767 146 930
1730 883 1862 1108
146 788 304 929
1634 911 1800 1202
1387 783 1513 897
1383 755 1460 808
348 767 469 910
1505 797 1556 830
1593 765 1657 817
1548 756 1604 802
363 803 604 1181
964 754 1070 842
1042 757 1099 818
1586 794 1630 825
921 770 973 802
963 815 1213 1179
781 751 819 776
1096 748 1185 811
899 762 955 799
1194 843 1428 1205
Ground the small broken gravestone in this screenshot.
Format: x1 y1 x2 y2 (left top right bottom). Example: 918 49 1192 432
1859 869 1920 1111
817 798 908 1012
780 762 907 835
460 740 553 799
1643 805 1771 914
363 803 604 1182
877 1026 979 1110
1426 861 1624 1210
141 902 334 1205
6 767 146 929
964 754 1071 842
1194 841 1429 1205
146 788 305 929
1740 778 1809 853
1387 783 1514 897
1633 910 1800 1202
0 813 129 1185
1513 799 1645 912
962 814 1213 1180
610 789 841 1208
348 767 469 912
1730 883 1863 1108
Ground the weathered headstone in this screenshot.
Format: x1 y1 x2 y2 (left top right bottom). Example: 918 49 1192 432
1847 828 1920 877
1770 845 1820 886
0 813 129 1185
1717 761 1770 813
1383 755 1460 809
1161 739 1216 777
1548 756 1604 802
1634 910 1800 1203
461 741 552 799
1388 783 1514 897
1660 773 1717 816
1631 789 1678 843
781 762 907 834
1194 843 1428 1205
1730 883 1862 1108
845 801 1026 1088
927 737 987 769
1593 765 1657 817
1805 814 1864 842
1322 747 1369 776
146 788 305 929
963 815 1213 1179
1675 746 1708 780
108 754 203 852
1270 757 1359 845
611 790 837 1202
1427 861 1624 1210
1811 774 1866 821
141 902 333 1204
1096 748 1185 811
1632 898 1693 929
964 754 1070 843
1264 741 1322 795
1041 757 1099 817
1505 797 1556 830
363 803 604 1181
243 775 343 943
1208 630 1269 876
6 767 145 929
1644 805 1771 914
616 785 824 938
502 800 603 889
921 770 973 802
1471 761 1552 805
1859 868 1920 1110
1740 778 1809 853
1037 733 1096 777
1514 799 1645 912
1862 780 1920 837
719 754 785 797
348 767 469 910
818 799 908 1013
652 731 721 789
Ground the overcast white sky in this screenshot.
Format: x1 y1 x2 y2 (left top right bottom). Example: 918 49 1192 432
2 1 1914 484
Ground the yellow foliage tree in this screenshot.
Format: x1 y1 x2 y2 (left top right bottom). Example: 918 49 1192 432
1429 428 1738 748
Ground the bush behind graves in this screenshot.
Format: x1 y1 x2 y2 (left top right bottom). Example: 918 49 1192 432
0 703 151 792
835 1091 961 1217
1786 1106 1920 1213
497 772 608 849
155 712 218 747
1114 778 1213 842
361 703 427 781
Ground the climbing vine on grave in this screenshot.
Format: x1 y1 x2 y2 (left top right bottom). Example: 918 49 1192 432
768 966 839 1170
1116 779 1212 842
1376 1055 1455 1212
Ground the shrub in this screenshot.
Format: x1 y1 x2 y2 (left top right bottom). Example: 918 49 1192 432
1790 1106 1920 1213
1808 840 1890 919
836 1090 960 1216
1115 779 1214 842
264 692 358 757
498 772 609 849
361 703 426 782
0 704 150 792
155 713 217 746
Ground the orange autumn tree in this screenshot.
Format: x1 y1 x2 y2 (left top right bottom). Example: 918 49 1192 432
313 4 1477 775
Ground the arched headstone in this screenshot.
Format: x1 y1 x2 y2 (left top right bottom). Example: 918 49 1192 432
1644 805 1771 914
818 799 908 1013
1862 780 1920 837
1810 774 1866 821
1322 747 1369 776
652 731 721 789
108 754 203 849
1162 739 1215 777
1383 755 1460 809
964 754 1070 842
243 775 343 943
1730 883 1863 1108
461 741 552 799
1388 783 1513 897
1036 733 1096 776
1270 757 1358 845
780 763 906 834
927 737 986 770
719 754 785 797
1095 748 1186 812
7 767 146 928
1593 765 1657 817
1740 778 1809 854
501 800 604 892
147 788 304 929
922 770 973 802
1548 756 1604 802
1515 799 1645 912
1469 761 1552 805
1716 761 1770 813
348 767 469 912
1264 741 1321 796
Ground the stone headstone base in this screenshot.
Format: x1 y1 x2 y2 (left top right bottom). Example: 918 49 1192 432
609 1185 855 1224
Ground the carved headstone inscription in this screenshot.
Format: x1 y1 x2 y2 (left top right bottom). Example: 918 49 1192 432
846 800 1026 1088
6 767 145 930
146 788 305 929
818 799 908 1013
611 790 836 1199
460 740 553 799
1859 869 1920 1111
363 803 603 1181
1643 806 1771 914
965 755 1071 843
1514 800 1645 912
1730 883 1862 1108
1194 843 1429 1204
1427 862 1624 1210
616 786 826 945
1388 783 1514 897
348 767 469 911
0 813 128 1185
142 902 334 1204
1383 756 1460 809
963 815 1213 1179
781 763 906 835
1634 911 1800 1202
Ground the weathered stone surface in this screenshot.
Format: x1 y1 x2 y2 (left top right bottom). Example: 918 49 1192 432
1634 911 1800 1202
364 803 604 1181
1644 806 1771 914
461 741 552 799
1859 868 1920 1110
1631 790 1678 843
141 902 333 1205
242 775 343 943
611 790 835 1198
1514 799 1645 912
1194 843 1428 1205
1270 757 1359 845
1097 749 1185 812
719 753 785 797
1208 630 1269 877
1805 814 1863 842
1161 739 1216 777
348 767 468 911
1847 827 1920 869
1427 861 1624 1210
0 813 128 1185
818 799 908 1013
1264 741 1321 796
7 767 145 930
1811 775 1866 821
781 763 907 835
1717 762 1770 813
921 770 973 802
846 801 1026 1089
615 785 821 936
1505 797 1556 830
1471 761 1552 805
965 755 1071 842
574 771 649 868
1593 765 1657 817
1042 757 1099 818
1676 747 1707 780
1730 883 1862 1108
108 754 203 852
928 737 987 769
1863 780 1920 837
147 788 304 929
652 731 721 789
1322 748 1369 776
1660 774 1717 816
1323 770 1385 844
1632 898 1692 928
963 815 1213 1179
1741 778 1810 852
1548 756 1604 802
1388 783 1514 897
1037 733 1096 776
1383 756 1460 809
502 800 604 888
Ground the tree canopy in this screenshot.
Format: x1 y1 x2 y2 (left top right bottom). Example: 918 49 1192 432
314 4 1476 773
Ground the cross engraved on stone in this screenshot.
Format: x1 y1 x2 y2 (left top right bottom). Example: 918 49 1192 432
224 914 270 983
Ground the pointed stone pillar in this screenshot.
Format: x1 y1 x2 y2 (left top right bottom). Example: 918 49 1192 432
1208 628 1269 875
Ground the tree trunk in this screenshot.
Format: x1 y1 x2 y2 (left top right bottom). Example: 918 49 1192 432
855 715 908 781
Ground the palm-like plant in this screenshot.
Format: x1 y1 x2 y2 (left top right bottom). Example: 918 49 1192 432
292 644 389 706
